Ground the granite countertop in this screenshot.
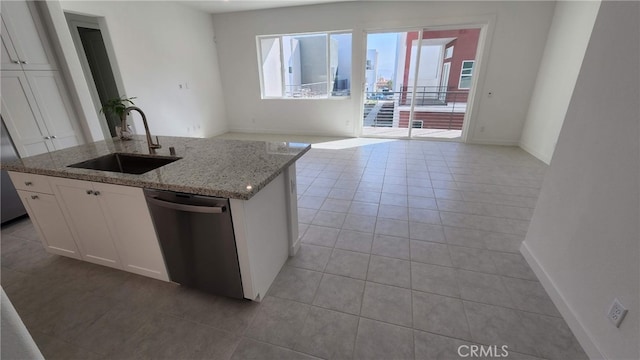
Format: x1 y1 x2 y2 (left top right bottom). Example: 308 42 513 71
1 136 310 200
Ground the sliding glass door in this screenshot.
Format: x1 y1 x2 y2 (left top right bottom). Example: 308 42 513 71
362 27 480 140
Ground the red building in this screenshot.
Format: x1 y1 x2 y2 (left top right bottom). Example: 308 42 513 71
397 29 480 130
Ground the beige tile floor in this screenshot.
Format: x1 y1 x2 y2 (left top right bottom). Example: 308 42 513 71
1 136 588 360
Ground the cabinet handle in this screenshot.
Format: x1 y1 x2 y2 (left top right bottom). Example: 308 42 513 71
43 136 51 139
24 181 33 186
11 60 20 64
93 191 101 196
50 135 57 139
30 195 38 200
20 61 27 64
86 190 94 195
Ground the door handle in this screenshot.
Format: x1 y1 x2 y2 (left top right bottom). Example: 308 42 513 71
146 196 225 214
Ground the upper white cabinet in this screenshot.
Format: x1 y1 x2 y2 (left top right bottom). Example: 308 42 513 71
1 71 82 157
0 0 57 71
1 18 23 71
0 0 84 158
0 71 54 156
26 71 84 150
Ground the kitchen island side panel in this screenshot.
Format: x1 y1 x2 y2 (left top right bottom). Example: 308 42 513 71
230 172 290 301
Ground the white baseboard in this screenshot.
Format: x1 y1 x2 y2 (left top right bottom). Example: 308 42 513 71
290 238 300 256
208 127 230 137
520 241 605 359
467 138 520 146
519 141 552 164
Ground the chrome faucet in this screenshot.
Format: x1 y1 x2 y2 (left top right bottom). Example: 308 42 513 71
124 106 161 154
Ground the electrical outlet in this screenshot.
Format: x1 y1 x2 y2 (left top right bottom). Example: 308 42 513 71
607 298 628 328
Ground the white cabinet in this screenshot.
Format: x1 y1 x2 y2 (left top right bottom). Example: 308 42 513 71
16 190 81 259
1 0 57 71
25 71 84 150
8 172 81 259
49 177 168 281
1 18 23 71
0 71 54 156
51 177 123 269
1 71 82 157
8 172 54 194
92 182 168 281
1 0 84 158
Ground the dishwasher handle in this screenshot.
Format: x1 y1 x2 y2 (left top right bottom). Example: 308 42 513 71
146 196 226 214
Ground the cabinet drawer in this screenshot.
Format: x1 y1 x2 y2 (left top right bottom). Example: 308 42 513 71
8 172 53 193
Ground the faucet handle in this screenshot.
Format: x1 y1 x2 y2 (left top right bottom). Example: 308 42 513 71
154 136 162 148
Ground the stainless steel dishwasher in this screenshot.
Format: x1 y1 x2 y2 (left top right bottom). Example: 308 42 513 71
144 189 244 299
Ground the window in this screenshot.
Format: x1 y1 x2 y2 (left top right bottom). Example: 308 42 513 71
444 46 454 59
258 32 352 98
458 60 474 89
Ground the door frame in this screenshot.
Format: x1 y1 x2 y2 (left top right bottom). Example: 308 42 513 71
358 17 494 143
66 13 130 138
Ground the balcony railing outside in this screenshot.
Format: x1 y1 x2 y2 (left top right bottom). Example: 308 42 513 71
284 82 327 98
364 86 468 130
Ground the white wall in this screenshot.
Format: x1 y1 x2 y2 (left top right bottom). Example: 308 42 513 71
211 1 555 142
57 1 227 138
521 2 639 359
519 1 600 164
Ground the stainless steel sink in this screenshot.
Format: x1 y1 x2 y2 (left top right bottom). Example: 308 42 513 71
67 153 181 174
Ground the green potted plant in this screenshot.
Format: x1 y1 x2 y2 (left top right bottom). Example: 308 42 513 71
100 95 136 140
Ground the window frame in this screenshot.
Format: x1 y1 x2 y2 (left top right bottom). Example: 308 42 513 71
458 60 475 90
257 30 352 100
444 46 454 59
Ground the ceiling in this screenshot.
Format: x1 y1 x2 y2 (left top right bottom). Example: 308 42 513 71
183 0 353 14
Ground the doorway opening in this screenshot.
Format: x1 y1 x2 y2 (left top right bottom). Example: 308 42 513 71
362 27 481 140
66 14 123 138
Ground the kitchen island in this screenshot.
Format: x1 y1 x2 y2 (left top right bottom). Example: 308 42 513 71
2 136 310 301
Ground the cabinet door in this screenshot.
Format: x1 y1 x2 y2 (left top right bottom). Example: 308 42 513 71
0 0 57 70
94 183 169 281
0 71 54 157
1 19 22 71
50 177 123 269
25 71 84 150
17 190 81 259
